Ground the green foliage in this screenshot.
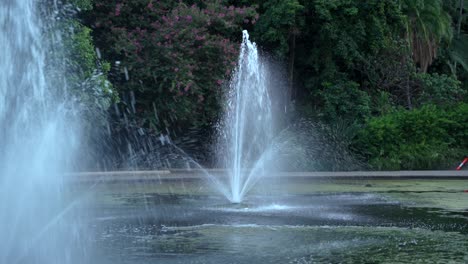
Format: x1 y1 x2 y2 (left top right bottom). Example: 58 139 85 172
309 0 403 64
291 0 406 118
353 104 468 170
400 0 452 72
372 91 395 116
70 0 93 10
254 0 304 57
64 21 97 78
41 0 117 116
443 0 468 91
60 18 116 110
318 79 371 122
449 34 468 73
74 0 468 169
416 73 465 105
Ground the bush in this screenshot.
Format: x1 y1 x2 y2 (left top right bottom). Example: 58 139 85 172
416 73 465 106
352 104 468 170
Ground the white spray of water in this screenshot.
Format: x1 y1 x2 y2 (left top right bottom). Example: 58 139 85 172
217 30 274 203
0 1 88 263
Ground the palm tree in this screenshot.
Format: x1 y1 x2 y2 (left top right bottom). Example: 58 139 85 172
449 0 468 76
400 0 452 72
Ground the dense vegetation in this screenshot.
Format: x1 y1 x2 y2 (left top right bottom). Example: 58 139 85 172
68 0 467 170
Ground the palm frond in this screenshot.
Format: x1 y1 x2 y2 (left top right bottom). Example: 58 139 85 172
450 33 468 72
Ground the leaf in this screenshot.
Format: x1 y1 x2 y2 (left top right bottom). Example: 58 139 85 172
449 33 468 72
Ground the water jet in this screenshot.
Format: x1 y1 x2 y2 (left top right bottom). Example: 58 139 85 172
0 1 87 263
216 30 275 203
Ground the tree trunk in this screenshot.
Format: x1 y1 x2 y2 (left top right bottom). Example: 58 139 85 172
406 76 412 109
457 0 464 37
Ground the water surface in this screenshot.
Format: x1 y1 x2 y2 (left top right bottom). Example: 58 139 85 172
84 179 468 263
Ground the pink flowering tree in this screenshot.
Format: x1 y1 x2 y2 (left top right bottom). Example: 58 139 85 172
87 0 257 132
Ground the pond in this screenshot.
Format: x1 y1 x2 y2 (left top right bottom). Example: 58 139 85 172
82 178 468 263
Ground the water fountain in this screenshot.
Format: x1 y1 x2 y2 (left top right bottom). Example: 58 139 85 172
216 30 275 203
2 2 467 263
0 1 87 263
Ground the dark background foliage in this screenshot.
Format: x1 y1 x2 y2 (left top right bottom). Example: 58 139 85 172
65 0 467 170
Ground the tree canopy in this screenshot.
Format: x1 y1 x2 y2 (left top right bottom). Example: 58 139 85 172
71 0 467 170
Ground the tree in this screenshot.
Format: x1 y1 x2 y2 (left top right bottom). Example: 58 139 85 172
254 0 304 101
400 0 452 72
446 0 468 77
85 0 257 132
292 0 404 119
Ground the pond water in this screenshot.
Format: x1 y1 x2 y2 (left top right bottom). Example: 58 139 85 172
82 179 468 263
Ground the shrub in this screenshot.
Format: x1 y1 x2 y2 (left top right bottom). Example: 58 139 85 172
416 73 465 106
352 103 468 170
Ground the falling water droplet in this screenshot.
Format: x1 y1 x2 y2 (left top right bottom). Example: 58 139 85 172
124 66 129 81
